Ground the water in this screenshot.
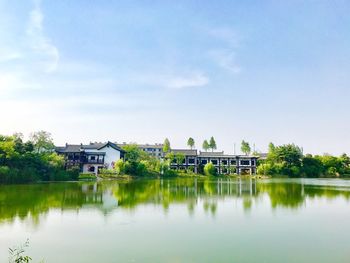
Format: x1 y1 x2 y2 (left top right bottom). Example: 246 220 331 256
1 178 350 263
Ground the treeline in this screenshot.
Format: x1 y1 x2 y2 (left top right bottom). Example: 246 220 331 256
257 143 350 178
0 132 78 183
109 144 178 177
114 143 219 177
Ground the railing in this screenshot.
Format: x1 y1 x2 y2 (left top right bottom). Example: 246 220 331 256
85 159 104 164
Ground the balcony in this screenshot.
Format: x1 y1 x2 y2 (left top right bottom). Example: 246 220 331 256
85 159 104 164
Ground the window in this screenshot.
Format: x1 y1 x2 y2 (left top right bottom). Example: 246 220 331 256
211 160 218 165
251 160 255 166
222 168 228 174
188 158 195 164
88 166 95 172
240 160 250 166
230 160 236 165
222 160 228 165
90 156 96 161
201 159 207 165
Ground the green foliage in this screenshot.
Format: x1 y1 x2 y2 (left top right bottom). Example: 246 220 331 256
120 145 175 177
301 156 323 177
187 137 195 149
204 162 217 176
202 140 209 152
258 143 350 178
241 140 251 155
175 153 185 166
0 133 75 184
78 173 97 180
209 136 217 152
8 239 32 263
29 130 54 153
163 138 171 153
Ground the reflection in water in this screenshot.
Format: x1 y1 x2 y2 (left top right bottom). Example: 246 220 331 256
1 178 350 224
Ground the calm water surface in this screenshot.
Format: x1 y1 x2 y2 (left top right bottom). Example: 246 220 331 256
1 178 350 263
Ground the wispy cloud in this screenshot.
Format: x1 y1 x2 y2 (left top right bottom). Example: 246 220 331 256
165 72 209 89
0 0 59 95
209 49 241 74
207 26 242 74
26 0 59 73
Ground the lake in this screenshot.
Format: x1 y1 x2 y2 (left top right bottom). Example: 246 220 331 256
1 178 350 263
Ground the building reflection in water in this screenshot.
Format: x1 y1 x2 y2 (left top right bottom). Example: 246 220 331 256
0 178 350 224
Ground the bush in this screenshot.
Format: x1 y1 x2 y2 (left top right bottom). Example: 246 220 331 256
204 162 217 176
78 173 97 180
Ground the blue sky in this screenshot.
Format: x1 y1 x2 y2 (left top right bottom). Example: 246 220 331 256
1 0 350 154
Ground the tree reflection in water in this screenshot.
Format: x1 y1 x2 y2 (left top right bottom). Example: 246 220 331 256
1 178 350 224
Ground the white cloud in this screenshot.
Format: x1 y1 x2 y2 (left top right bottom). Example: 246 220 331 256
26 0 59 73
207 26 242 74
209 49 241 74
0 49 22 63
0 0 60 95
165 72 209 89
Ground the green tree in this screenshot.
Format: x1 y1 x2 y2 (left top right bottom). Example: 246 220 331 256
204 162 217 176
263 143 303 177
202 140 209 152
187 137 195 149
163 138 171 153
175 153 185 166
29 130 54 153
209 136 217 152
302 155 323 177
165 152 176 163
241 140 251 155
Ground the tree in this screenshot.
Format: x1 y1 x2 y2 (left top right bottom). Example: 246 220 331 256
163 138 171 153
187 137 195 149
202 140 209 152
241 140 251 155
29 131 54 153
175 153 185 166
204 162 217 176
302 156 323 177
268 142 275 153
209 136 217 152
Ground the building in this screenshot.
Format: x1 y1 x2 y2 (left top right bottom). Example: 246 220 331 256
169 149 258 175
117 143 165 159
169 149 198 172
56 141 125 175
197 151 257 175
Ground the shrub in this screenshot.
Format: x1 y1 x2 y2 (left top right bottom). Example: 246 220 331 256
78 173 97 180
204 162 217 176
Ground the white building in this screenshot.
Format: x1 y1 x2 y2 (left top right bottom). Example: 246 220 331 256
56 141 125 175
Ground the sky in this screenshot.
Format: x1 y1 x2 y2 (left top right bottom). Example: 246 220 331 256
0 0 350 155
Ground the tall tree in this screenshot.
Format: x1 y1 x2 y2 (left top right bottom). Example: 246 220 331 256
187 137 195 149
202 140 209 152
241 140 251 155
29 131 54 153
163 138 171 153
209 136 217 152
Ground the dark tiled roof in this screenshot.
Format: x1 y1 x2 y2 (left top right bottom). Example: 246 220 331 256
199 151 225 157
171 149 197 156
55 141 124 153
198 151 258 158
